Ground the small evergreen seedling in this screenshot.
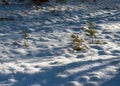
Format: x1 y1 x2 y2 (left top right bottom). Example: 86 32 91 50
22 30 29 47
85 21 103 44
86 22 97 37
71 34 88 51
85 21 98 43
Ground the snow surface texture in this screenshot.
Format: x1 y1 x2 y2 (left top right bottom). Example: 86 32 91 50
0 0 120 86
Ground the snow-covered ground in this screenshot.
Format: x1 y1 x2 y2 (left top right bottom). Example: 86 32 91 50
0 0 120 86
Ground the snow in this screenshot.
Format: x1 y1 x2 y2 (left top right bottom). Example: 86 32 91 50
0 0 120 86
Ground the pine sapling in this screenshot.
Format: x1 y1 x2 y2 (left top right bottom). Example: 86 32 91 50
22 30 29 47
85 21 98 43
71 34 88 51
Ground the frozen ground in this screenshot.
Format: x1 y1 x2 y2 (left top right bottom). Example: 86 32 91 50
0 0 120 86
